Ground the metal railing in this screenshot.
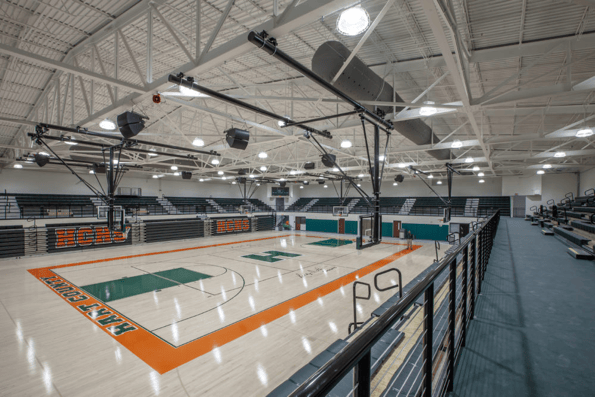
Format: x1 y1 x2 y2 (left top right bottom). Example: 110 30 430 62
289 211 500 397
294 204 502 218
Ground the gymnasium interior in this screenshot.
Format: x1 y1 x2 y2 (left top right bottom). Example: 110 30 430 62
1 0 595 396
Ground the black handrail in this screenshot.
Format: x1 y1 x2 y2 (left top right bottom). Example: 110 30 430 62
565 192 575 201
374 268 403 300
547 199 555 206
434 240 440 262
585 188 594 197
289 211 500 397
348 281 371 334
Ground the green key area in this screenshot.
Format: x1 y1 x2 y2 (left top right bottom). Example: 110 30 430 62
81 267 211 302
308 238 354 247
242 250 302 263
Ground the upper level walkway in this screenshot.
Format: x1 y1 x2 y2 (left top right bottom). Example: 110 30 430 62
450 217 595 396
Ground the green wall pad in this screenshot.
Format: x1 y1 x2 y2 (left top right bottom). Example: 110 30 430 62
345 221 358 235
402 223 450 241
308 239 353 247
306 219 338 233
81 268 211 302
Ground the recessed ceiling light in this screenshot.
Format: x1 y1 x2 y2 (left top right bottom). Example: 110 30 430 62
337 6 370 36
13 164 23 169
341 140 352 148
472 166 480 171
451 140 463 148
478 172 485 177
218 171 224 175
576 128 594 138
171 165 178 171
479 179 485 183
465 157 474 163
437 181 442 184
99 119 116 130
192 138 204 147
393 182 398 186
419 101 438 117
543 164 552 169
260 166 267 171
554 152 566 158
537 170 545 175
212 159 220 165
300 186 304 189
258 152 268 159
324 185 328 188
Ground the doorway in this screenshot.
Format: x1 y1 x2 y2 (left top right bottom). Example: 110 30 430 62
512 195 525 218
338 218 345 234
295 216 305 231
459 223 470 238
276 197 285 211
393 221 402 238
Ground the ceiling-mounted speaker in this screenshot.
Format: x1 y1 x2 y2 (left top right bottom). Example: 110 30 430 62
237 177 246 184
34 153 50 167
395 174 404 183
304 162 315 170
321 153 336 167
279 181 287 187
117 111 147 139
318 180 325 184
225 128 250 150
181 171 192 180
303 181 310 185
237 169 248 175
93 164 106 174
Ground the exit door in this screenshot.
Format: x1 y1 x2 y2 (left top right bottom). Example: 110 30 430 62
459 223 470 238
276 197 285 211
393 221 402 237
338 218 345 234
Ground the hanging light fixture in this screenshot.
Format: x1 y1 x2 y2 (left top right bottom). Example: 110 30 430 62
428 174 433 179
419 101 438 117
13 164 23 169
554 152 566 158
212 159 220 164
472 166 480 171
451 140 463 148
465 157 474 163
171 165 178 171
64 136 77 145
99 119 116 130
576 128 594 137
358 173 364 178
148 149 158 156
537 170 545 175
337 6 370 36
478 172 485 177
260 166 267 171
217 171 224 175
258 152 268 159
543 164 552 169
341 140 352 148
437 181 442 185
479 179 485 183
192 137 205 147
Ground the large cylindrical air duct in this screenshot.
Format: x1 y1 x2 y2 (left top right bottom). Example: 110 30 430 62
312 41 451 161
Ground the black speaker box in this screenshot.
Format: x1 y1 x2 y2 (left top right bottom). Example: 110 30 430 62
279 181 286 187
321 153 336 167
93 164 106 174
318 180 325 184
117 111 146 139
225 128 250 150
304 162 315 170
395 174 404 183
181 171 192 180
34 153 50 167
237 177 247 184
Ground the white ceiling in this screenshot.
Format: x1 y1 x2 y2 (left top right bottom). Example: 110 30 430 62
1 0 594 186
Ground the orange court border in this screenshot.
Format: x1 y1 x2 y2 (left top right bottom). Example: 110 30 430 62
28 234 421 374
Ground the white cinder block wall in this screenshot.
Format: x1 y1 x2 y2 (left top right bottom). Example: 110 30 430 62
580 168 595 194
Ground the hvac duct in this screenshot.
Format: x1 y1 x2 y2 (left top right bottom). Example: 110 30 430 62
312 41 451 161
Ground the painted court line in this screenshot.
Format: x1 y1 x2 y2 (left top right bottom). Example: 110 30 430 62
28 235 421 374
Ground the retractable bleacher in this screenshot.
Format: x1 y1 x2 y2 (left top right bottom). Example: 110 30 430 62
165 197 216 214
13 193 96 218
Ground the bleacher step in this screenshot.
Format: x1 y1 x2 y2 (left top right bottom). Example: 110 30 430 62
541 229 554 236
567 247 595 260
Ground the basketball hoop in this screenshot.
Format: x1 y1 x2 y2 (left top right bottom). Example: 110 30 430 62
239 205 254 217
332 206 348 217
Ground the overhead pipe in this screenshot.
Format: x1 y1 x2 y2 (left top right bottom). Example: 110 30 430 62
311 41 451 161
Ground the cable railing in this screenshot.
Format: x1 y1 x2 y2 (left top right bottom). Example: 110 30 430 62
287 211 500 397
289 205 502 218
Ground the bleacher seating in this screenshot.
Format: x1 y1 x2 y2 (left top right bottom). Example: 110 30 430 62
286 197 312 211
165 197 217 214
308 197 351 213
553 227 591 246
478 196 510 217
114 196 165 215
13 193 96 218
246 198 274 212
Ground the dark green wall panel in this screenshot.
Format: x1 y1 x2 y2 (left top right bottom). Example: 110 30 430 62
345 221 358 234
382 222 393 237
306 219 338 233
402 223 449 241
